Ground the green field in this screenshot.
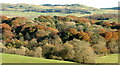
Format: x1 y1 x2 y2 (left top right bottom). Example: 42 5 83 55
0 11 91 18
0 53 74 63
97 54 119 63
0 53 119 63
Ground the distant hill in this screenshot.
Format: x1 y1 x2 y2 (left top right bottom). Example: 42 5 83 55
101 7 120 10
1 3 102 14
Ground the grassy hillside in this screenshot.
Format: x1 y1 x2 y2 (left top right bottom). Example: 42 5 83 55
1 53 118 63
1 53 74 63
101 7 120 10
0 11 92 18
1 3 100 14
1 3 118 18
97 54 119 63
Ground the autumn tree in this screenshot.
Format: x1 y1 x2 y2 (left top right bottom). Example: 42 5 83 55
77 31 91 41
1 23 12 31
0 16 8 21
104 32 113 40
106 38 118 53
34 47 43 57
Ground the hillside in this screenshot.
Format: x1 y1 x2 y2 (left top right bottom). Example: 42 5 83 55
97 54 119 63
1 3 118 18
0 3 119 64
1 14 119 63
1 3 101 14
1 53 118 63
101 7 120 10
1 53 74 63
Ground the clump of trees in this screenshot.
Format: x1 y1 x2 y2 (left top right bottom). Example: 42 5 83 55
85 14 118 20
1 15 119 63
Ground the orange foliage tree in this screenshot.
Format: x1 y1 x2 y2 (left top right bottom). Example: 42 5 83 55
11 17 27 26
69 28 78 35
0 16 8 20
0 23 12 31
77 31 91 41
112 32 118 40
103 22 112 27
104 32 113 40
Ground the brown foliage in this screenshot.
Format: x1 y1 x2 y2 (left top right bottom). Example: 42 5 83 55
104 32 113 40
25 49 34 56
103 22 112 27
111 22 117 26
98 29 106 33
112 32 119 40
63 43 75 60
3 48 16 54
0 16 8 20
36 30 49 38
76 17 96 24
54 16 70 22
47 27 59 34
66 15 77 20
70 39 97 63
107 38 118 53
69 28 78 35
101 31 119 40
34 47 42 57
92 36 108 55
2 30 14 40
35 25 59 34
11 17 27 26
90 20 96 24
77 31 91 41
38 15 52 19
15 46 26 56
0 23 12 31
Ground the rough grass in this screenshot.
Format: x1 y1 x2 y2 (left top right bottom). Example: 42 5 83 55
1 53 119 63
0 53 74 63
97 54 119 63
90 10 118 14
0 11 91 18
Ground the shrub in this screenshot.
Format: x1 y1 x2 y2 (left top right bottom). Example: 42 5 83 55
25 49 34 57
46 44 65 60
76 25 84 31
77 31 90 41
106 38 119 53
3 48 16 54
112 32 119 40
103 21 112 27
26 38 38 50
2 31 14 40
63 43 75 60
54 16 71 22
104 32 113 40
76 23 88 32
42 44 56 58
10 17 27 26
92 36 108 55
0 16 8 20
36 30 49 38
69 28 78 35
56 22 76 31
47 35 63 45
5 39 22 48
66 15 77 20
73 39 97 63
34 47 42 58
59 30 73 43
1 23 12 31
15 46 26 56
